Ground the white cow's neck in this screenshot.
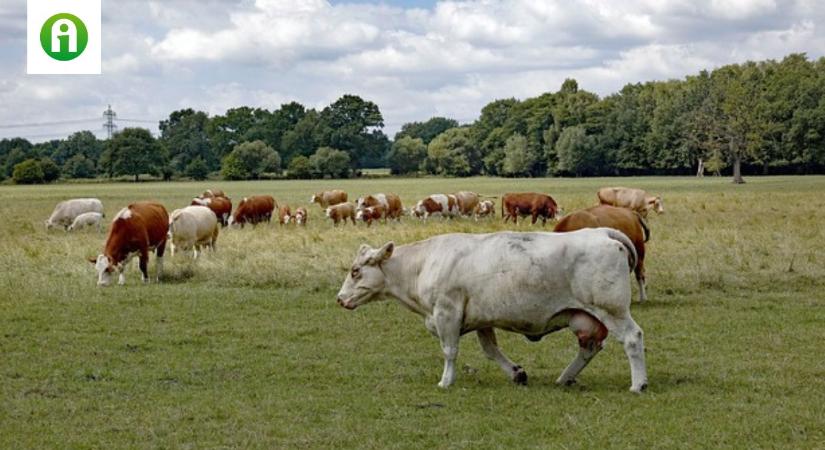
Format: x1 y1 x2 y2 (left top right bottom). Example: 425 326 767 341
381 245 429 316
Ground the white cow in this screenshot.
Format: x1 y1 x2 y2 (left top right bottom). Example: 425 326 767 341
45 198 104 230
168 206 219 258
68 212 104 232
336 228 648 392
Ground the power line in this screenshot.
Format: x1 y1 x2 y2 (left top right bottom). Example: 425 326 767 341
117 118 159 124
0 118 100 129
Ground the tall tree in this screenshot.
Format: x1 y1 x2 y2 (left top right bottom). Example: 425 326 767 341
160 109 213 173
395 117 459 144
107 128 163 182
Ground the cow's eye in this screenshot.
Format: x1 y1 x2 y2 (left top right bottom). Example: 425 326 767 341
351 267 361 278
105 266 114 273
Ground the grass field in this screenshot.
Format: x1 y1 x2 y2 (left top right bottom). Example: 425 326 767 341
1 176 824 449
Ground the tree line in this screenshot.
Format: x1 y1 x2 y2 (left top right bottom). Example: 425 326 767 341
2 53 824 184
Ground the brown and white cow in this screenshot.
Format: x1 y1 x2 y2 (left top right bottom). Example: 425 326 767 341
356 193 403 220
555 205 650 302
356 205 385 227
597 187 663 218
88 201 168 286
453 191 480 217
311 190 348 208
326 202 357 226
412 194 459 219
191 196 232 226
278 205 292 225
474 200 496 219
292 207 308 226
201 189 226 199
502 192 559 225
229 195 276 227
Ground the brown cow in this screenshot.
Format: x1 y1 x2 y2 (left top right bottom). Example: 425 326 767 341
278 205 292 225
356 193 403 220
191 196 232 226
230 195 276 227
453 191 480 216
597 187 663 218
502 192 559 225
311 190 348 208
554 205 650 302
326 202 357 226
201 189 226 199
88 201 168 286
356 205 385 227
292 207 308 226
412 194 459 219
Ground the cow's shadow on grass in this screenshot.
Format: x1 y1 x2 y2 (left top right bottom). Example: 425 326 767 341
159 264 197 284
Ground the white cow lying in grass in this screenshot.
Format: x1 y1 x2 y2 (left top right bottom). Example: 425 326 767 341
337 228 648 392
168 206 219 258
68 212 104 232
45 198 104 230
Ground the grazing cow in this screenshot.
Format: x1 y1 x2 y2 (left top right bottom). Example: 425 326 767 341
597 187 664 218
502 192 559 225
46 198 104 230
68 212 104 233
229 195 276 227
168 205 219 259
356 193 403 220
474 200 495 219
311 190 348 208
191 196 232 226
201 189 226 199
292 207 308 226
278 205 292 225
336 228 647 392
412 194 459 219
88 202 168 286
555 205 650 302
453 191 480 217
356 205 385 227
326 202 356 226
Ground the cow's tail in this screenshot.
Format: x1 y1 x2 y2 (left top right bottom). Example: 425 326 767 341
604 228 637 273
635 212 650 243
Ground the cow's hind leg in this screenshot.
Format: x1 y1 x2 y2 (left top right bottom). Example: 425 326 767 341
477 328 527 385
556 311 607 387
611 316 648 393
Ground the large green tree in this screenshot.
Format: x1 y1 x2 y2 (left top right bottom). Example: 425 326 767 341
221 140 281 180
106 128 163 182
387 136 426 175
424 127 478 176
395 117 459 144
160 109 213 173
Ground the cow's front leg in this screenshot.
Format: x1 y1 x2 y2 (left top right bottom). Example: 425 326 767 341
139 251 150 283
477 328 527 385
434 304 462 389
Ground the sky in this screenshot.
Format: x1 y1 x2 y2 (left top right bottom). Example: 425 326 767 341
1 0 824 142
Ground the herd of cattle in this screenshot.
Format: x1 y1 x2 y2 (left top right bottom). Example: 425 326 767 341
45 185 664 392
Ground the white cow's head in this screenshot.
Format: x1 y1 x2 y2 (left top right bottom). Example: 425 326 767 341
88 254 116 287
648 196 664 214
336 242 394 310
44 219 54 230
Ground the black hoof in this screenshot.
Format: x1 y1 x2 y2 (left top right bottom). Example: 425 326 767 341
512 366 528 385
525 334 543 342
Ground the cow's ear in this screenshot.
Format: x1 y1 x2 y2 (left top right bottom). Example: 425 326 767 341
87 256 97 265
358 244 371 255
375 241 394 262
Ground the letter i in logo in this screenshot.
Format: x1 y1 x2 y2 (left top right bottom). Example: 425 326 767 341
41 13 88 61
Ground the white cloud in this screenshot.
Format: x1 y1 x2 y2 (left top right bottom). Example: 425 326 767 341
2 0 825 142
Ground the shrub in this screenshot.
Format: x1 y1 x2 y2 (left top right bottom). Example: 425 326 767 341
287 155 312 179
12 159 44 184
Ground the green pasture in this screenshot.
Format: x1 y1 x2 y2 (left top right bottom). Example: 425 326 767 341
1 176 824 448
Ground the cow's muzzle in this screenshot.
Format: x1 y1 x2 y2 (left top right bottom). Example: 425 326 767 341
337 295 356 310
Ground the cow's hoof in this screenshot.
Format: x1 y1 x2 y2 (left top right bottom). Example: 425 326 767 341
630 382 648 393
556 378 576 387
512 367 528 385
525 334 543 342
